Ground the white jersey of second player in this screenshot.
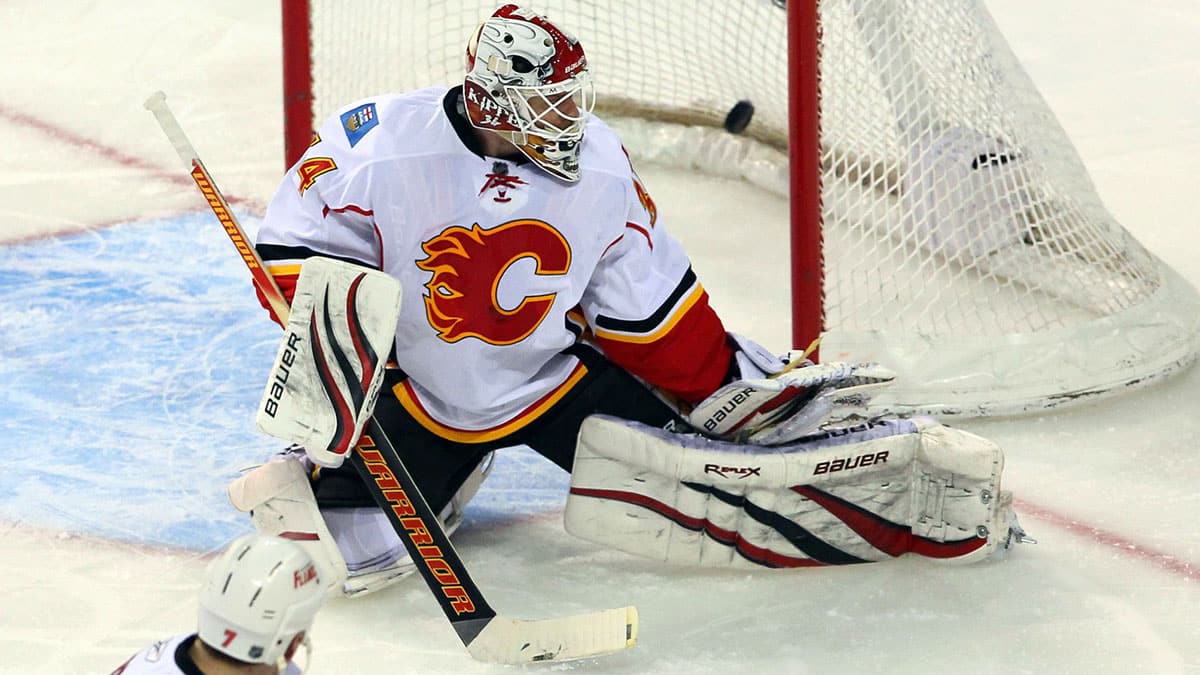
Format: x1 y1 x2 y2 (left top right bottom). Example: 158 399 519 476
257 86 722 438
111 632 302 674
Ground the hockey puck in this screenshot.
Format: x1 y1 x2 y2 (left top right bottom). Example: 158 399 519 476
723 100 754 134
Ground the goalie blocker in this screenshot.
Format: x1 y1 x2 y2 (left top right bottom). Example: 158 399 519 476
565 415 1021 568
256 256 401 469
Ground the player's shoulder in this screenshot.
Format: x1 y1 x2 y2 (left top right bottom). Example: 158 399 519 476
315 87 454 157
578 116 637 182
111 633 193 674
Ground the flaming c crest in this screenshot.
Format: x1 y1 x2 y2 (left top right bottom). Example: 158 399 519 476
416 219 571 345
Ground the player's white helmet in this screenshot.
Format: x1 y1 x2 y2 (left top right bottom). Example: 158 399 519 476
464 3 595 182
197 533 325 665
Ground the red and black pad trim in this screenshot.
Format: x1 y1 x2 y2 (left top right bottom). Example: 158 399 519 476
308 273 383 458
792 485 987 559
278 531 321 541
569 484 866 568
342 273 379 395
307 307 353 457
683 481 869 566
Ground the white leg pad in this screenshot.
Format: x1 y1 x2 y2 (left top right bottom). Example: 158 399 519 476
565 415 1011 568
444 451 496 533
323 506 416 597
229 450 497 598
336 451 494 596
227 456 350 594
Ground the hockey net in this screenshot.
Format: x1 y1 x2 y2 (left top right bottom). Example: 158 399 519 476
282 0 1200 416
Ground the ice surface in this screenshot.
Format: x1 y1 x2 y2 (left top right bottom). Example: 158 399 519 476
0 1 1197 673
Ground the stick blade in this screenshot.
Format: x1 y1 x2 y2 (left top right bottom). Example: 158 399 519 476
466 605 638 664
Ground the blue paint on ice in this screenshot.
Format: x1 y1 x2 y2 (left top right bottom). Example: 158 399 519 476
0 213 568 551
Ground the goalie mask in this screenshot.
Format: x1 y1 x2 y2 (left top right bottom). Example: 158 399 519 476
197 533 325 666
464 4 595 182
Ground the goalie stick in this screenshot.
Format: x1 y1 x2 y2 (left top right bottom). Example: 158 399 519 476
144 91 638 664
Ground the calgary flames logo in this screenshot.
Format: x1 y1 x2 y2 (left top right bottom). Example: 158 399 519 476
416 219 571 345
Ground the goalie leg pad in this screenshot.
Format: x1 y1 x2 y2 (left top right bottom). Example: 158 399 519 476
229 454 415 598
227 454 350 594
336 450 495 597
322 507 416 597
565 416 1009 568
230 448 499 598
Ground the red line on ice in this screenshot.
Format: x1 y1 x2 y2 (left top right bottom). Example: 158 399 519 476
1014 497 1199 582
0 102 254 229
0 103 189 180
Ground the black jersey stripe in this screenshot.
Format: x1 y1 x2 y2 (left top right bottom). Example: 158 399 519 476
593 267 697 335
256 243 376 270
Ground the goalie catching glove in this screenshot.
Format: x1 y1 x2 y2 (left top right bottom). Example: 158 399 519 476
686 334 896 445
256 257 402 468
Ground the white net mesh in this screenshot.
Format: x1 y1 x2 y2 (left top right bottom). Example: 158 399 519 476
297 0 1199 415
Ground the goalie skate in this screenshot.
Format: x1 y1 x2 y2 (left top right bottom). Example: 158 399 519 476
337 450 496 596
993 491 1037 556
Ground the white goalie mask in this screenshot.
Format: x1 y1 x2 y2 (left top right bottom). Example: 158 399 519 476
464 3 596 182
197 533 325 667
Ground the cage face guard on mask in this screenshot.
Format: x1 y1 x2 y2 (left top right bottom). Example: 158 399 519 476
464 4 595 182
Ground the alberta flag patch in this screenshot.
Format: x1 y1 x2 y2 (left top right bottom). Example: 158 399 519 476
341 103 378 147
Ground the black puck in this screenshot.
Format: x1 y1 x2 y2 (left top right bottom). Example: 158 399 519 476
723 100 754 134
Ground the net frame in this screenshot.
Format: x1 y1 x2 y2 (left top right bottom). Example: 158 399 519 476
279 0 1200 416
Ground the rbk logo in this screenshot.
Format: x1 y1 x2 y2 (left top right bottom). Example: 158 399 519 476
416 219 571 345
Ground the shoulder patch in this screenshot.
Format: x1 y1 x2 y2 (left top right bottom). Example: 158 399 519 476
340 103 379 147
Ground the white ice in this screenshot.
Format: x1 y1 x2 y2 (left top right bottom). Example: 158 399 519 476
0 2 1197 673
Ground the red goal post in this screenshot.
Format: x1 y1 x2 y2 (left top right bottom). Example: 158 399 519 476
280 1 1199 417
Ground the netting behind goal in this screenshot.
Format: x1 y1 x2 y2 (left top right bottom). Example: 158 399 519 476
283 0 1200 416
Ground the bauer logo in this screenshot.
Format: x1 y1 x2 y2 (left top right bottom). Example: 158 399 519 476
341 102 378 147
263 331 303 418
813 450 889 475
702 387 757 432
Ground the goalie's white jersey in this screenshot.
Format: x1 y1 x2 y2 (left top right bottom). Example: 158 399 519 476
257 87 731 439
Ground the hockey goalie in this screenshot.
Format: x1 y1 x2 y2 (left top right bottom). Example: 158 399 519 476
229 3 1028 601
238 254 1026 595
